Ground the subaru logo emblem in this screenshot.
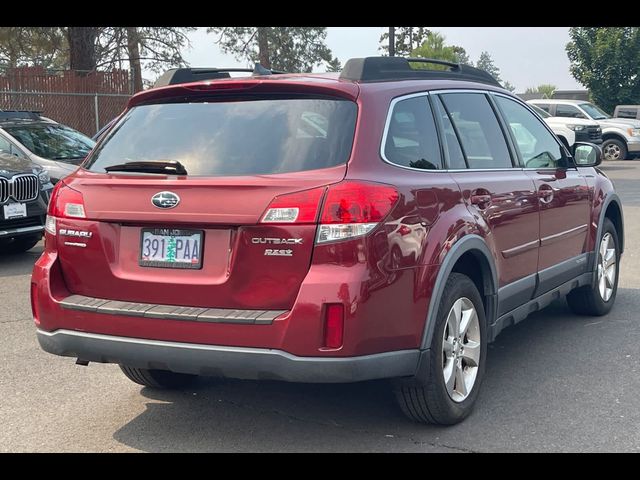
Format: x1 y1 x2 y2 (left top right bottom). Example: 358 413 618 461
151 191 180 209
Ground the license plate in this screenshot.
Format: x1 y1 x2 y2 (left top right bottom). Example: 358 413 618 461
3 202 27 220
139 228 203 269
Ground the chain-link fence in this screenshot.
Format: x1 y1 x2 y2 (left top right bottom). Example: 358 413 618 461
0 66 132 137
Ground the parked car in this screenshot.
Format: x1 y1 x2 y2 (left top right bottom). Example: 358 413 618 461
613 105 640 121
0 111 96 184
0 152 53 253
528 99 640 160
528 103 602 151
32 58 623 425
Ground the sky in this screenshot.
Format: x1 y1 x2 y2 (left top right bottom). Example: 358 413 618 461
174 27 582 93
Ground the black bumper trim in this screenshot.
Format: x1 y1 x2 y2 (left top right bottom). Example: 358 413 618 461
59 294 287 325
36 329 420 383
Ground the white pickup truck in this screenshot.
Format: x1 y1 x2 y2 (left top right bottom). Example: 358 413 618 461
527 102 602 152
529 99 639 160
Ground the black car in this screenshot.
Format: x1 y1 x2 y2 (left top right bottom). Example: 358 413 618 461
0 152 52 253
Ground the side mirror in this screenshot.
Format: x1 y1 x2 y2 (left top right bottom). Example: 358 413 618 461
573 142 602 167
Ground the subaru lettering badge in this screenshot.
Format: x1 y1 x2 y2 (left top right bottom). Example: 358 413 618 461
151 191 180 209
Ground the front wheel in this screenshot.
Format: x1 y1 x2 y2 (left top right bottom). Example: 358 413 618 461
394 272 487 425
567 218 620 316
602 139 628 161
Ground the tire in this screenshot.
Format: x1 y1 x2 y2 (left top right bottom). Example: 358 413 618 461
119 365 198 389
602 139 628 161
0 235 41 254
567 218 620 316
393 272 487 425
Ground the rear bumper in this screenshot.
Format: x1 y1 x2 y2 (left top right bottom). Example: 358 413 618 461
0 224 43 238
37 328 420 383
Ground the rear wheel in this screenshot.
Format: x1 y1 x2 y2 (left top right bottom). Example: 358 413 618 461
120 366 198 389
394 273 487 424
567 218 619 316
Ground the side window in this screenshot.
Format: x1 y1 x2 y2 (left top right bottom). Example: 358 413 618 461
440 93 513 169
555 104 587 119
431 96 466 169
495 96 564 168
384 95 443 170
534 103 551 113
0 135 26 158
0 136 11 155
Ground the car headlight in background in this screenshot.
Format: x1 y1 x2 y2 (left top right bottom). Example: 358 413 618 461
628 128 640 137
38 170 51 185
567 124 586 131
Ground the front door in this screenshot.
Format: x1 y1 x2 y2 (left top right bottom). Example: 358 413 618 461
493 95 591 294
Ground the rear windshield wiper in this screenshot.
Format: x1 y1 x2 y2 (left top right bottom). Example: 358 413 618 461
104 160 188 175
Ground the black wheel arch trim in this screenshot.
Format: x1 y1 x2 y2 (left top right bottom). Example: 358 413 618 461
419 234 498 350
591 192 624 282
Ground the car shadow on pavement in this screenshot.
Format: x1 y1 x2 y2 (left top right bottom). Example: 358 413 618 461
0 243 43 277
111 289 640 452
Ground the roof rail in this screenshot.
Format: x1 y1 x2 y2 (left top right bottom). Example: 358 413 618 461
154 64 286 88
339 56 502 88
0 110 43 121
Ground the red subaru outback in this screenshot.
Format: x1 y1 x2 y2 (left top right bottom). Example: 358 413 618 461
32 57 623 424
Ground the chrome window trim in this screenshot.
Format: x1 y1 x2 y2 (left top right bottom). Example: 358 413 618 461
379 88 547 173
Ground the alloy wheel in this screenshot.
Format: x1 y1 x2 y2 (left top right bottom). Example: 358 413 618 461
597 232 617 302
603 143 621 161
442 297 481 403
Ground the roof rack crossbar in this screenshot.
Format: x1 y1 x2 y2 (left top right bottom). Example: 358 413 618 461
339 56 502 88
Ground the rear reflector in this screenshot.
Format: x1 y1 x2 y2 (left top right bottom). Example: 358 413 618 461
30 283 39 324
323 304 344 349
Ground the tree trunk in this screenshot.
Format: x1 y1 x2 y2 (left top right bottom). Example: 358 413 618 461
67 27 97 72
257 27 270 68
389 27 395 57
126 27 143 93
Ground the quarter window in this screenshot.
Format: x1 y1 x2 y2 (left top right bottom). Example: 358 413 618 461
440 93 513 169
495 96 564 169
384 96 443 170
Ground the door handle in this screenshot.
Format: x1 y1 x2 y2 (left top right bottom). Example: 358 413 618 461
538 184 554 204
470 192 492 209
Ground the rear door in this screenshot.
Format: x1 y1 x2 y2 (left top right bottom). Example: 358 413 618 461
433 92 540 316
56 95 358 311
493 94 591 294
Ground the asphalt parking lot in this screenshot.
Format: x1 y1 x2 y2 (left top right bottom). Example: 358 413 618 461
2 160 640 452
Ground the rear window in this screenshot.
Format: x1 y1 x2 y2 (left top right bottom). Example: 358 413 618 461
86 98 357 176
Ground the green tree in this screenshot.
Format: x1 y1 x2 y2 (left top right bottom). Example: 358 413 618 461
380 27 432 56
208 27 334 73
451 46 471 65
475 51 501 80
325 56 342 72
524 84 557 98
567 27 640 113
502 81 517 93
0 27 67 69
95 27 196 92
411 32 460 68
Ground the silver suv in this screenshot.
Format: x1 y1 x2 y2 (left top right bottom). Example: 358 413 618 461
529 99 640 161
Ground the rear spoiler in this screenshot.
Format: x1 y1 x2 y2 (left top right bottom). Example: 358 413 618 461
153 64 286 88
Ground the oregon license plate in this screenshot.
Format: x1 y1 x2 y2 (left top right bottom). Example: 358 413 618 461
139 228 203 269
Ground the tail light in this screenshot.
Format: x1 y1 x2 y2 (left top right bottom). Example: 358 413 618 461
44 181 87 236
260 181 399 244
